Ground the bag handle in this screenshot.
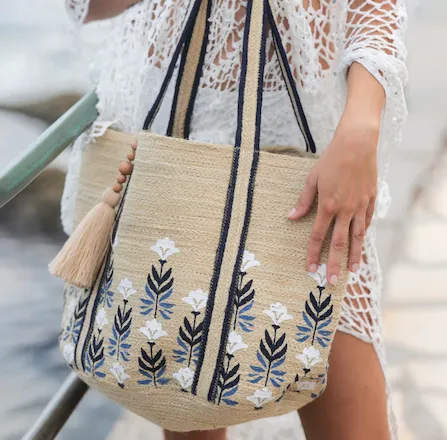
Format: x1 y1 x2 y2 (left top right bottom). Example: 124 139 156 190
155 0 316 153
166 0 213 139
142 0 208 132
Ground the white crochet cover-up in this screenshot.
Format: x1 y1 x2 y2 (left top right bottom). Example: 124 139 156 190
63 0 408 437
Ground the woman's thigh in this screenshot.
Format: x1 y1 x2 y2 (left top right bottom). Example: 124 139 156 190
298 331 390 440
164 429 226 440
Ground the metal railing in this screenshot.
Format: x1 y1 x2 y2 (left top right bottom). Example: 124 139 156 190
21 373 89 440
0 92 97 440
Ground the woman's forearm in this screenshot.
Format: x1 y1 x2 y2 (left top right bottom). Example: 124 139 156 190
337 62 386 146
84 0 141 22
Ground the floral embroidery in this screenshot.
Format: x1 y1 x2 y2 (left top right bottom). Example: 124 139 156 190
63 342 75 365
61 288 89 354
173 367 195 391
95 308 109 330
249 303 291 388
139 319 168 341
232 250 260 333
173 290 208 368
141 238 178 320
216 331 248 406
226 330 248 355
307 264 327 287
108 279 134 385
110 362 130 388
296 346 322 370
117 278 137 300
151 238 180 261
296 264 333 348
241 250 260 272
138 238 179 387
296 380 317 392
246 387 273 409
138 319 169 386
182 289 208 312
263 303 293 326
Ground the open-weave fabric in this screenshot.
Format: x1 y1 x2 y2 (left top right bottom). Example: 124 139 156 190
62 0 408 437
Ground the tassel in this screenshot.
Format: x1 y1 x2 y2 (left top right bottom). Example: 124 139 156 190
49 141 137 288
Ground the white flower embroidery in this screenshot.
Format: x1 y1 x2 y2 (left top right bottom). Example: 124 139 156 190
296 381 317 392
139 319 168 342
110 362 130 385
173 367 195 390
296 346 322 369
263 303 293 326
151 238 180 261
226 331 248 355
182 289 208 312
95 308 108 330
117 278 137 300
246 387 273 408
241 250 260 272
308 264 327 287
63 342 75 365
66 298 77 316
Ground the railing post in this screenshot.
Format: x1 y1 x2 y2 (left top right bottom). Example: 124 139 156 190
22 372 89 440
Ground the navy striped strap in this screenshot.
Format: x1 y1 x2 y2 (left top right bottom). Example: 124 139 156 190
142 0 205 131
265 1 316 153
166 0 212 138
144 0 316 154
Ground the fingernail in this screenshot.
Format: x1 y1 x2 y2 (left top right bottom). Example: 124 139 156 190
309 264 318 273
288 207 297 218
329 275 338 285
351 263 359 273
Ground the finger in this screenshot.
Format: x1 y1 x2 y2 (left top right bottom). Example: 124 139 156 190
307 203 334 273
288 173 317 221
365 198 375 230
327 215 351 285
348 214 366 273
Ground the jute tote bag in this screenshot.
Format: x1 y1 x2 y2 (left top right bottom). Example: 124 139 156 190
56 0 348 431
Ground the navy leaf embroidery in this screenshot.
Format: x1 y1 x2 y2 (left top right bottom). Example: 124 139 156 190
138 343 169 386
108 300 133 364
141 260 175 320
249 325 288 388
85 329 106 378
296 286 333 348
233 271 256 333
174 311 203 367
217 353 241 406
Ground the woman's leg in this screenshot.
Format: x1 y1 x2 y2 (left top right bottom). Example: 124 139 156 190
164 429 226 440
298 331 390 440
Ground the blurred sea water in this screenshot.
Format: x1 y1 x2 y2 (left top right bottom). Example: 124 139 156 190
0 1 121 439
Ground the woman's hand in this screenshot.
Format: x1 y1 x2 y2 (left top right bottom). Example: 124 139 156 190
288 62 385 285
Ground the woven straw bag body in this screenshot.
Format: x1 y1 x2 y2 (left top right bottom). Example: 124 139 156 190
59 0 348 431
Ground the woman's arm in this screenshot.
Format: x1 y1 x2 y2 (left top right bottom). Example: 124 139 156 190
288 0 407 286
288 63 383 285
66 0 141 24
85 0 141 22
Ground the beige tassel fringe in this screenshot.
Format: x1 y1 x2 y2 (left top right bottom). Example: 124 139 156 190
49 189 121 288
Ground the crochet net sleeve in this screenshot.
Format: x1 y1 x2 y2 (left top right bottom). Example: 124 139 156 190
65 0 91 25
340 0 408 94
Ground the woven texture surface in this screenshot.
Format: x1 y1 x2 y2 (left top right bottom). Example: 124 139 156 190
61 129 348 430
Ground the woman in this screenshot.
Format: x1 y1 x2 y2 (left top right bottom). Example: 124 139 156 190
63 0 407 439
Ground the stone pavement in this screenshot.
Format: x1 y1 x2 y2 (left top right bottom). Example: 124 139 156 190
384 151 447 440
